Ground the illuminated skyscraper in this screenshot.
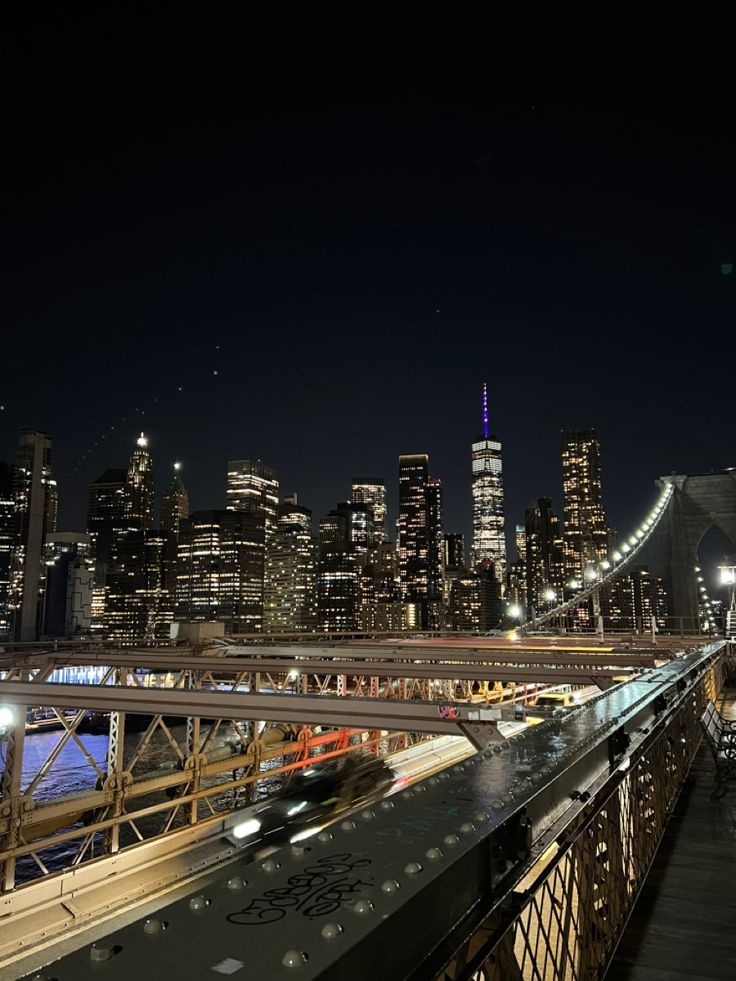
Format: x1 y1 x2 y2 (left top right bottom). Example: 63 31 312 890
0 462 14 637
227 460 279 540
398 453 429 612
507 525 527 607
176 509 265 632
105 528 168 643
317 505 360 632
264 501 318 632
87 468 127 585
524 497 565 613
161 463 189 629
125 433 155 530
602 565 668 631
561 429 608 586
161 463 189 536
397 454 444 627
9 430 58 641
471 385 506 587
43 533 94 638
351 478 387 545
443 532 465 606
426 476 444 621
444 533 465 572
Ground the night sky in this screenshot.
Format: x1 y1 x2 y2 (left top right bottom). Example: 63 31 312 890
3 14 735 565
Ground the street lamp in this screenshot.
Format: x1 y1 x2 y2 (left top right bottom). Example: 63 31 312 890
718 564 736 638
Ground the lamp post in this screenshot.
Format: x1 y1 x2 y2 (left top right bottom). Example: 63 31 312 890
719 564 736 638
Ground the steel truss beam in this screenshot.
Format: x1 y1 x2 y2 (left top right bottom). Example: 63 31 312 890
20 641 728 981
1 680 515 734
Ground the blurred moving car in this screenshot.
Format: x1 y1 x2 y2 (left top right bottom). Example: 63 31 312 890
233 755 394 846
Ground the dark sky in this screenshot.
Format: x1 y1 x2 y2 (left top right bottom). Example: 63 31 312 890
2 13 735 561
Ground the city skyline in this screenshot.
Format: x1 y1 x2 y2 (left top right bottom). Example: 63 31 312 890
1 413 733 581
3 27 734 565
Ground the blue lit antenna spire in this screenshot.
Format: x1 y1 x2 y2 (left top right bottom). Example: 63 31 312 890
482 382 489 438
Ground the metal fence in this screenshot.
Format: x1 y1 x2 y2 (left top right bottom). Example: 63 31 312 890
441 658 723 980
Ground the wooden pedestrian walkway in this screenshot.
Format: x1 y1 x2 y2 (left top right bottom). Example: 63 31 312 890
606 693 736 981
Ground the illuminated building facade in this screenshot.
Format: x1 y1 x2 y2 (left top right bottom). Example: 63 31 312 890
317 507 358 632
448 563 503 632
506 524 527 606
351 477 387 545
227 459 279 541
103 527 168 643
524 497 565 614
444 533 465 572
442 532 465 606
161 464 189 629
561 428 609 586
602 565 668 631
9 430 58 641
0 462 14 637
471 385 506 587
87 468 127 586
176 508 266 632
43 533 94 637
397 454 443 627
125 433 155 530
357 542 404 631
264 501 318 632
161 464 189 536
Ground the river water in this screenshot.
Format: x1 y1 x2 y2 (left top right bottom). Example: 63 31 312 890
15 720 286 885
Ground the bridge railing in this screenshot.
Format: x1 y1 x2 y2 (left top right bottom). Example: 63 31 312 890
443 645 728 980
19 641 730 981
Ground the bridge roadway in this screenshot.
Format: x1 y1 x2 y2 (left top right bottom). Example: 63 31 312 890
15 641 729 981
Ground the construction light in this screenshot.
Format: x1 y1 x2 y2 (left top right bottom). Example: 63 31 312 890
612 551 623 562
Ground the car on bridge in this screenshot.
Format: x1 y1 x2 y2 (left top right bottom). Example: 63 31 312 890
232 755 394 846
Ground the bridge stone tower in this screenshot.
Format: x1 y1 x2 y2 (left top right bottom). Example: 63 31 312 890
654 472 736 626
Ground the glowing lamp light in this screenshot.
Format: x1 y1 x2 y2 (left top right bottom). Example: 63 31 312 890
628 536 638 546
621 543 631 554
720 568 736 586
174 461 182 472
612 551 623 562
600 560 611 571
694 566 701 573
0 706 14 729
508 604 522 619
543 588 556 602
136 432 148 448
